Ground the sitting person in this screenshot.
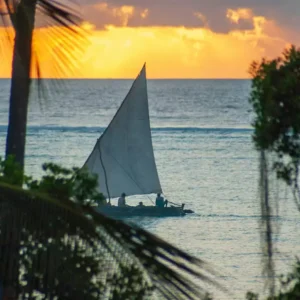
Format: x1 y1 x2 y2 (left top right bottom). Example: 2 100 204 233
118 193 127 207
137 201 144 207
155 193 165 208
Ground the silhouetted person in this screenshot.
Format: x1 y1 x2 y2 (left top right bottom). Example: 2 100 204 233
155 193 164 208
118 193 126 207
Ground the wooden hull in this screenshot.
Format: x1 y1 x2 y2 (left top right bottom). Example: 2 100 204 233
95 205 185 218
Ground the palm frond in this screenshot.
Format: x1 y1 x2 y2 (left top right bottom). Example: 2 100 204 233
0 0 89 102
32 0 88 102
37 0 81 30
86 206 225 300
0 182 225 299
35 0 88 78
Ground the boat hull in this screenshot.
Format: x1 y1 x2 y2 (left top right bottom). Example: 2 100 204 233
96 205 185 218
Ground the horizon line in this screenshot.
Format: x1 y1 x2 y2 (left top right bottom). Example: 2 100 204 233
0 77 250 80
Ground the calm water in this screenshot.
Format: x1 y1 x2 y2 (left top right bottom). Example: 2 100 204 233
0 79 300 299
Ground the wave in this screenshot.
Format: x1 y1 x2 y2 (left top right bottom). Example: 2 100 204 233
0 124 253 134
204 214 281 219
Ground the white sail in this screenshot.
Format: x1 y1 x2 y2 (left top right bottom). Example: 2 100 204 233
83 64 162 199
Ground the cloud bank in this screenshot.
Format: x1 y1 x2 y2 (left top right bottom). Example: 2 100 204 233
0 1 299 78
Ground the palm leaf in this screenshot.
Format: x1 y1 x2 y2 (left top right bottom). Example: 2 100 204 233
0 182 225 299
0 0 88 101
85 207 224 299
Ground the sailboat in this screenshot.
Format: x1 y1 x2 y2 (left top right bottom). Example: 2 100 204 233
83 64 192 218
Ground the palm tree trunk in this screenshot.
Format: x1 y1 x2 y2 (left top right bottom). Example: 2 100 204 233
2 1 36 297
5 0 36 170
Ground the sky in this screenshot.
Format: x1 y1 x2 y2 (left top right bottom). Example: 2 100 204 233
0 0 300 78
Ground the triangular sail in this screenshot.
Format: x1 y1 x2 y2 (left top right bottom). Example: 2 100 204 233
83 64 162 199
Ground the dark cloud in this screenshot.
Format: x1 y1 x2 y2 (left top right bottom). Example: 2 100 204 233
80 0 300 33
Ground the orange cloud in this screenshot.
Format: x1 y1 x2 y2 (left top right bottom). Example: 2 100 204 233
0 25 88 78
91 2 148 27
194 12 209 28
226 8 253 24
140 9 149 19
0 8 298 79
226 8 289 57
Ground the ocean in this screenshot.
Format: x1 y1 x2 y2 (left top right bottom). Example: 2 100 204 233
0 78 300 299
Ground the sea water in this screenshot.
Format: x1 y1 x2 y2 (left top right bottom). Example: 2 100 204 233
0 79 300 299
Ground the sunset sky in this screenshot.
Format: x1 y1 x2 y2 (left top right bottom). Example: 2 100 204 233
0 0 300 78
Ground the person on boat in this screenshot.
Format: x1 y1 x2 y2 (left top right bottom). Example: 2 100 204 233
155 193 165 208
118 193 127 207
164 199 168 207
137 201 144 207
